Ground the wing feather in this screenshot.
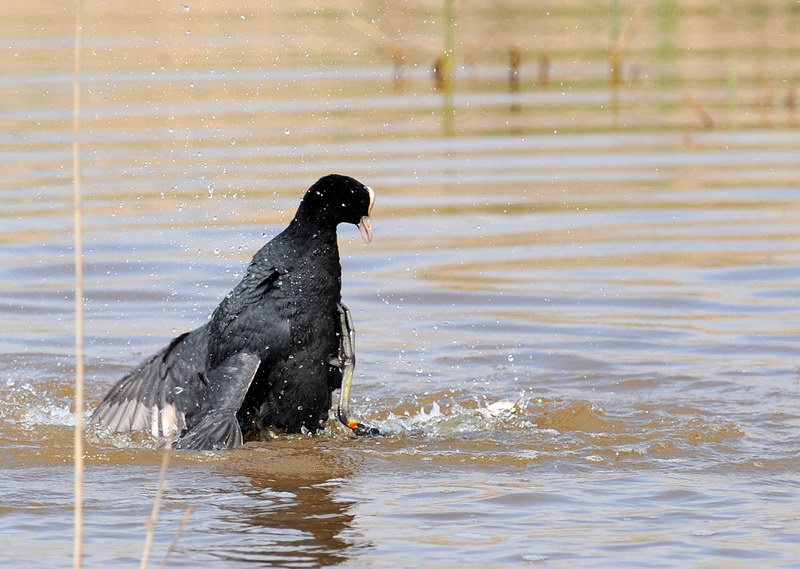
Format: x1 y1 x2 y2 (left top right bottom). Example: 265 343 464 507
91 326 209 440
174 352 261 450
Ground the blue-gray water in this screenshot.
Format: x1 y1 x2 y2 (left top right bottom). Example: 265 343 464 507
2 2 800 567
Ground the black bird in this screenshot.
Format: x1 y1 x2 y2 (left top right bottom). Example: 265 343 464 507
91 174 376 450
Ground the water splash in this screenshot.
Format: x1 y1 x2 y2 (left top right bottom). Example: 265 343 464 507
371 393 533 438
2 379 77 429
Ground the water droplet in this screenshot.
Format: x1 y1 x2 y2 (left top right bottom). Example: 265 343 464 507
691 529 716 537
507 354 514 362
230 138 236 146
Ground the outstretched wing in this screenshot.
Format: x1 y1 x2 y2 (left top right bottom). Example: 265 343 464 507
173 352 261 450
94 263 288 447
91 324 210 440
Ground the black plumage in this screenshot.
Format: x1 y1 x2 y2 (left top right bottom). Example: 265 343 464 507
91 174 375 450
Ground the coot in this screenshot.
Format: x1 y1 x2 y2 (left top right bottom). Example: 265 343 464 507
91 174 376 449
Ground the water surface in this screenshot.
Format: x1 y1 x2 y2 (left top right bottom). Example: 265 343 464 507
2 1 800 568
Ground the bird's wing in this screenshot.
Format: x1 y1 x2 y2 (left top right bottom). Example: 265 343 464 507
91 326 210 439
94 265 287 446
208 266 284 337
173 266 286 450
206 265 292 366
173 352 261 450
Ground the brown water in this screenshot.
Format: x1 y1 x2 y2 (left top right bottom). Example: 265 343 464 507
2 1 800 567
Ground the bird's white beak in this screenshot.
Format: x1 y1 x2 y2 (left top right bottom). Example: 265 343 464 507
358 186 375 243
358 217 372 243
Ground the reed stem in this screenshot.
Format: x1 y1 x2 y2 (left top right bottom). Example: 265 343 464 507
71 0 85 567
610 5 644 87
140 449 171 569
158 506 194 569
442 0 455 135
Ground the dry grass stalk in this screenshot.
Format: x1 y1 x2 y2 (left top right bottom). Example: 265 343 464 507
72 0 85 567
509 44 521 92
684 94 715 128
158 506 194 569
140 448 172 569
537 54 551 88
610 6 644 86
348 17 407 87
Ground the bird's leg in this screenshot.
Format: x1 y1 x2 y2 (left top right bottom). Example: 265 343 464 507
336 302 380 436
336 301 355 427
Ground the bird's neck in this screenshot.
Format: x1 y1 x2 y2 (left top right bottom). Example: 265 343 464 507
285 215 338 245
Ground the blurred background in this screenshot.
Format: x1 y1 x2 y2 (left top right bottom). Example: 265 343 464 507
1 1 799 568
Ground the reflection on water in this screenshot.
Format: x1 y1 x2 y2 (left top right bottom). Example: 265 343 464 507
2 1 800 568
177 442 358 567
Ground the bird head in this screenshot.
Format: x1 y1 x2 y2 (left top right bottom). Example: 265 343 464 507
298 174 375 242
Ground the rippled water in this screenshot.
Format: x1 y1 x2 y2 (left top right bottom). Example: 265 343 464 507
2 1 800 568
